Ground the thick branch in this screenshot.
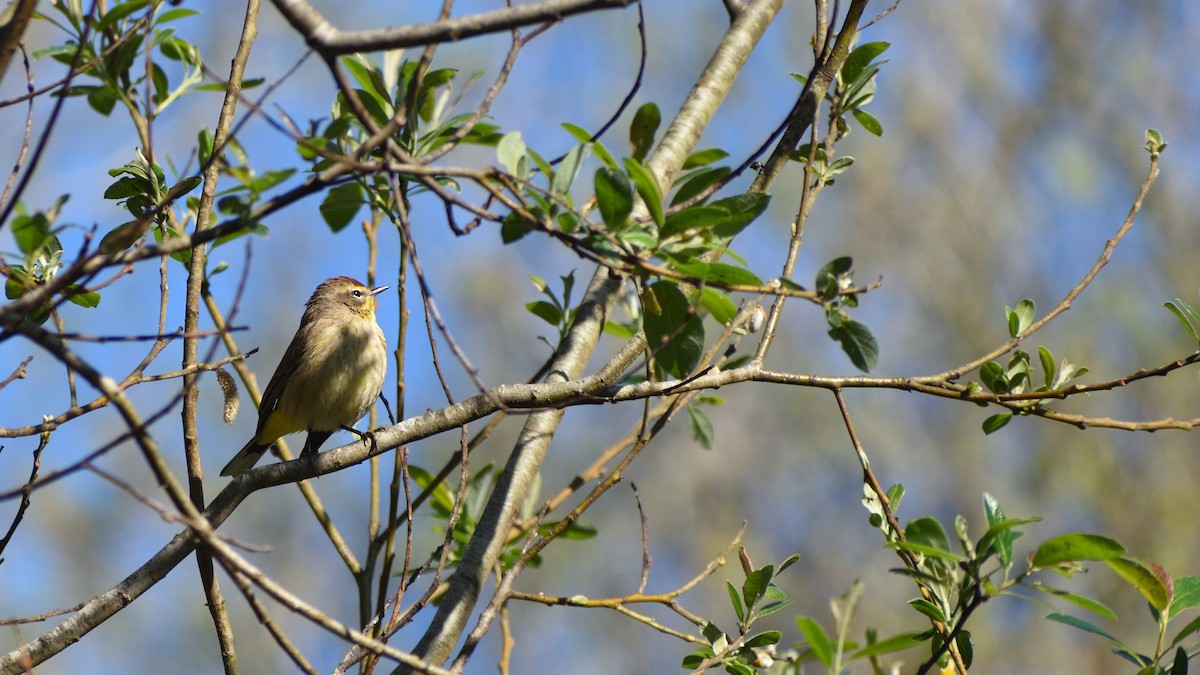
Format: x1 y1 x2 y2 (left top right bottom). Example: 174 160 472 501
271 0 634 55
400 0 785 669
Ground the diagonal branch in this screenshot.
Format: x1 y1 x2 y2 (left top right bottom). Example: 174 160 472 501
401 0 786 669
272 0 635 55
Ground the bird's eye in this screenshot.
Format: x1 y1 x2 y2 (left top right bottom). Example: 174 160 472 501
351 289 363 298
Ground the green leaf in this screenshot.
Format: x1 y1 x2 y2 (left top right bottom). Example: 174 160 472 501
726 580 745 623
1037 345 1057 387
888 540 966 562
1169 576 1200 614
670 166 730 206
594 168 633 228
642 281 704 379
1006 298 1035 338
814 256 852 300
1144 128 1167 156
1170 613 1200 650
851 108 883 136
841 41 891 87
1106 558 1171 612
1164 300 1200 346
708 192 770 239
1045 613 1129 650
683 148 729 169
979 361 1007 393
697 287 737 325
982 413 1011 435
742 565 774 610
562 122 617 168
672 261 763 287
907 598 946 623
850 631 924 659
795 617 833 667
980 495 1022 569
905 516 951 552
1032 533 1125 567
63 285 100 308
623 157 664 228
99 220 149 254
497 131 529 177
535 519 597 540
660 206 727 240
525 300 562 327
687 405 714 450
501 212 535 243
1030 584 1117 620
829 319 878 372
319 182 364 232
551 143 590 197
744 630 781 648
629 102 660 161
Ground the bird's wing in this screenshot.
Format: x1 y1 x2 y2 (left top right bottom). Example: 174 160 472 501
254 321 311 435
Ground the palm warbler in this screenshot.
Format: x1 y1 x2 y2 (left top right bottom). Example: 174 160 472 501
220 276 389 476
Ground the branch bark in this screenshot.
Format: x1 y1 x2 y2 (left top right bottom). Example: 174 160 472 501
271 0 634 55
399 0 786 669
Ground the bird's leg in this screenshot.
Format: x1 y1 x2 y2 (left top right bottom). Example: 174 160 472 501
341 424 379 456
377 392 395 425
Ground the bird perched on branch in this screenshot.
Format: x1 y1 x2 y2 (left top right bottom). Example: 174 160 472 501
221 276 388 476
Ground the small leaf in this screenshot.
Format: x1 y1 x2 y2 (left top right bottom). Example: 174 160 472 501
551 143 590 197
814 256 853 299
595 167 633 228
979 361 1007 393
829 319 878 372
623 158 664 228
686 405 714 450
1038 345 1057 387
683 148 729 169
905 516 951 552
795 617 833 667
1006 298 1036 338
982 413 1011 435
497 131 528 177
851 108 883 136
709 192 770 239
742 565 774 611
841 41 891 86
726 580 745 623
660 206 727 240
1045 613 1129 649
1032 533 1125 567
1169 576 1200 614
671 166 730 206
63 285 100 308
642 281 704 379
562 122 617 168
1106 558 1171 612
525 300 562 326
501 212 535 243
1164 300 1200 346
629 102 660 161
672 261 763 287
850 632 924 659
744 630 781 648
1144 128 1167 156
1029 584 1117 620
319 181 364 232
907 598 946 623
697 287 737 325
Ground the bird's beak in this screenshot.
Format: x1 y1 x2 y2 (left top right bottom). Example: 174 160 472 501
370 285 389 296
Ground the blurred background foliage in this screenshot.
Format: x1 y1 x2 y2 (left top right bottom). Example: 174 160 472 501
2 1 1200 673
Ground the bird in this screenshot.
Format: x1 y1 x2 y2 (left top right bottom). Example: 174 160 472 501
220 276 389 476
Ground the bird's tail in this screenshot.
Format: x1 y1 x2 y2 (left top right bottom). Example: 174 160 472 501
220 439 270 476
